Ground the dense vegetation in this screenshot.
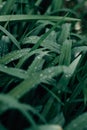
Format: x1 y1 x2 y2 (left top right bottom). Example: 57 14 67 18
0 0 87 130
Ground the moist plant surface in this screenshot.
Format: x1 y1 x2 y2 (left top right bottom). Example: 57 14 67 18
0 0 87 130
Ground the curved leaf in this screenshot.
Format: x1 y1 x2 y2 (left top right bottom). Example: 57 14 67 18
22 36 60 54
8 66 68 99
0 15 80 23
0 25 20 49
0 64 28 79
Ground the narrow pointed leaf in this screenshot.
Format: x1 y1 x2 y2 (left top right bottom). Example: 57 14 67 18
8 66 68 99
59 40 72 65
0 64 28 79
0 48 30 64
58 23 71 44
0 15 80 23
0 25 20 49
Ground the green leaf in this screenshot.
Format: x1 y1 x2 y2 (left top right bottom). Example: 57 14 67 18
23 104 46 123
23 36 60 54
8 66 68 99
0 15 80 23
8 55 81 99
72 46 87 57
57 55 82 93
30 13 70 51
0 25 20 49
0 64 28 79
42 85 64 105
0 48 30 64
59 39 72 66
0 0 16 14
0 94 36 126
0 93 46 124
16 49 45 68
58 23 71 44
68 54 82 76
27 52 46 73
51 0 63 10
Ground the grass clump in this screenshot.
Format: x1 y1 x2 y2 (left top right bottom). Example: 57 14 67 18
0 0 87 130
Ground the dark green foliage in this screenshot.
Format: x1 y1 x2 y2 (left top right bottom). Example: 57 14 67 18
0 0 87 130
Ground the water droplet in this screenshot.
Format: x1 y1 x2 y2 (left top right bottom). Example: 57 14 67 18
58 90 61 94
4 66 7 68
66 98 70 102
40 74 43 77
32 84 35 88
65 74 71 78
65 74 68 78
35 67 37 70
11 58 14 61
37 56 41 59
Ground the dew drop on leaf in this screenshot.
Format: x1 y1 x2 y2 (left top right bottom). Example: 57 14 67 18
4 66 7 68
37 56 41 59
40 74 43 77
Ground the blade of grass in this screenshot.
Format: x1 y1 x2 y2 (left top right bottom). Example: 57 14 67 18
41 97 54 118
0 15 80 23
8 66 68 99
57 55 82 94
0 48 30 64
30 13 69 51
0 64 29 79
59 39 72 66
22 36 60 54
27 53 46 73
58 23 71 44
0 25 20 49
0 0 16 15
51 0 63 10
16 48 45 68
42 84 64 105
23 104 47 123
0 94 36 127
